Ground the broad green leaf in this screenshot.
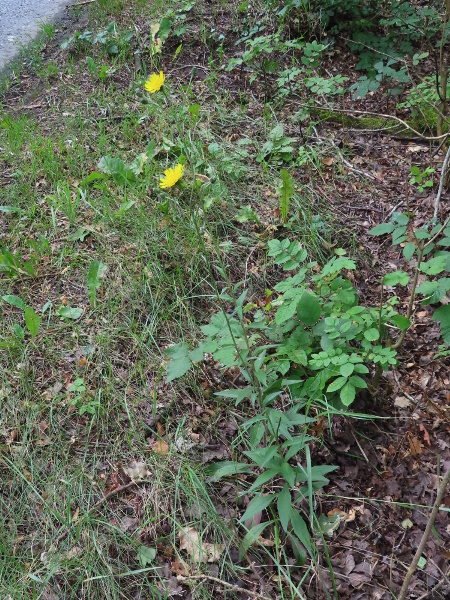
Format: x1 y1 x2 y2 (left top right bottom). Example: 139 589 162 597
57 306 83 320
432 305 450 345
279 169 295 223
340 382 356 406
24 307 41 339
296 292 321 326
87 260 107 306
403 242 416 261
2 295 25 310
158 17 172 43
137 545 156 567
340 363 354 377
277 484 291 532
327 376 347 393
383 271 410 286
349 375 367 389
420 255 448 276
166 343 191 382
275 300 297 325
369 223 395 236
240 494 275 524
98 156 137 184
364 328 380 341
391 315 411 331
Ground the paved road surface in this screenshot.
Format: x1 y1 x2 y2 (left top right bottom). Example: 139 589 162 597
0 0 73 71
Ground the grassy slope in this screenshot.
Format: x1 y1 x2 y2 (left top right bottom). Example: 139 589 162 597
0 1 339 598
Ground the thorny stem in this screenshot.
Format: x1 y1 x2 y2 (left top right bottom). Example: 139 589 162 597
391 244 424 350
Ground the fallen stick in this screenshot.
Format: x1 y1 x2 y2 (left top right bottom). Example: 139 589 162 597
69 0 96 7
398 465 450 600
181 575 276 600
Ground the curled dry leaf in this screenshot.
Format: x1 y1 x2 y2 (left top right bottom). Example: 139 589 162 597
123 460 150 480
179 527 225 563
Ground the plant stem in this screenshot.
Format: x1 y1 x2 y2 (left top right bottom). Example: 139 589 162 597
398 465 450 600
392 245 424 350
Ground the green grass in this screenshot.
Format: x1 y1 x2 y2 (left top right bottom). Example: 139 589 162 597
0 0 345 597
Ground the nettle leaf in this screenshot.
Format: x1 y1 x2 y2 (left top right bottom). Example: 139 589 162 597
166 343 191 382
369 223 395 236
2 295 25 310
24 307 41 339
383 271 410 286
432 305 450 345
296 292 321 326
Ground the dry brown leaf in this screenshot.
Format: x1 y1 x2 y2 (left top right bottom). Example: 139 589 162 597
322 157 334 166
394 396 411 409
171 557 190 576
409 435 423 456
152 440 170 456
419 424 431 446
179 527 225 563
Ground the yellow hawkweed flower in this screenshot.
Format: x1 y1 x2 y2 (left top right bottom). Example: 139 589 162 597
145 71 165 93
160 164 184 189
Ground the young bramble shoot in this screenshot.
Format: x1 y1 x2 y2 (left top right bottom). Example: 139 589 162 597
160 163 184 189
145 71 165 93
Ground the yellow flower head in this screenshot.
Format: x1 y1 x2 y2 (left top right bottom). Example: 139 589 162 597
160 164 184 189
145 71 165 93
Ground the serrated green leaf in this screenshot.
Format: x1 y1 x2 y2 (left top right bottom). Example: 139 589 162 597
369 223 395 236
275 300 298 325
277 484 291 532
296 292 321 326
403 242 416 260
383 271 410 286
2 295 25 310
137 545 156 567
420 255 448 276
24 307 41 339
364 328 380 341
340 363 354 377
340 382 356 406
327 376 347 393
166 343 191 382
